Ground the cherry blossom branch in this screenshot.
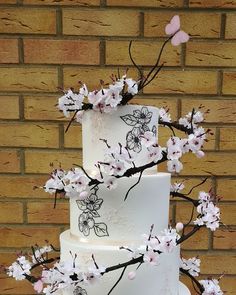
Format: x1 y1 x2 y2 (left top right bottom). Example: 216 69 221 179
177 225 201 245
180 267 204 294
124 170 143 201
170 191 199 206
107 265 127 295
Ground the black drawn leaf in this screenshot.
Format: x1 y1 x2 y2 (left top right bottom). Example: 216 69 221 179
90 210 100 218
140 124 150 133
76 200 87 211
94 223 109 237
120 114 139 126
152 125 157 136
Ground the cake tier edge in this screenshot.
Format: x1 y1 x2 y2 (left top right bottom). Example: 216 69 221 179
60 230 182 295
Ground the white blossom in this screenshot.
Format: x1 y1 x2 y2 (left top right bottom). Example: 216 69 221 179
147 145 163 163
194 191 220 231
141 131 157 147
180 257 201 277
170 182 185 192
7 256 32 280
200 279 223 295
167 159 183 173
159 108 171 123
44 169 66 194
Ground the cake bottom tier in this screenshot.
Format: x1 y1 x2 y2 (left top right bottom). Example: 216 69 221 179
60 230 190 295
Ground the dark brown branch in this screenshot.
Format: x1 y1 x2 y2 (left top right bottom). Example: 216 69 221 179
177 225 201 245
124 171 143 201
159 119 193 135
107 266 127 295
170 191 199 206
180 267 204 294
140 36 171 90
128 41 143 81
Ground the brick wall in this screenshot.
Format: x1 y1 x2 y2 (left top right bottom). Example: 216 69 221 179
0 0 235 294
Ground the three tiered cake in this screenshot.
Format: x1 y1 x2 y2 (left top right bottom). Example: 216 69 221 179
60 105 190 294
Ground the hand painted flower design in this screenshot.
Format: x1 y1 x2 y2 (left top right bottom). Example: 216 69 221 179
76 188 109 237
73 286 87 295
126 127 142 153
133 107 153 125
121 106 154 154
79 212 95 236
84 193 103 212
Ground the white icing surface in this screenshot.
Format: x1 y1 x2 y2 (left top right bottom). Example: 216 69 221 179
82 105 159 173
60 105 190 295
60 230 182 295
70 173 171 242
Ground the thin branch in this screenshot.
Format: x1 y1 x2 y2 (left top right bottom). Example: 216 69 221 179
124 171 143 201
177 225 201 245
170 191 199 206
107 266 127 295
186 177 208 196
140 36 171 89
128 41 143 81
180 267 204 294
65 110 79 133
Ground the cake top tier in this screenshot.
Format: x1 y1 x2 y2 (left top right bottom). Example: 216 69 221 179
82 105 159 173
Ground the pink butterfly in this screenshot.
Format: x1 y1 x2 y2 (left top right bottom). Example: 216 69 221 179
165 15 190 46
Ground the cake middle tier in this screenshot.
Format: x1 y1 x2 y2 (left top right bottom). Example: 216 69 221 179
70 172 171 243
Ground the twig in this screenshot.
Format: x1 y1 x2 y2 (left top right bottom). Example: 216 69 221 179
180 267 204 294
107 266 127 295
124 171 143 201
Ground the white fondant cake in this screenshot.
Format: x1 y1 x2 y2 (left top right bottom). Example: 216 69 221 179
60 105 190 294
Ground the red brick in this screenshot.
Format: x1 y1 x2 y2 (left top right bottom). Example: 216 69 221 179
0 67 58 92
63 67 138 90
0 0 16 3
225 14 236 39
181 99 236 124
107 0 183 6
0 39 18 64
0 150 20 173
181 226 209 250
0 202 23 223
23 0 99 5
24 95 64 121
0 226 60 247
189 0 236 7
0 123 59 148
220 128 236 150
27 202 69 224
63 9 139 36
143 70 217 95
0 96 19 119
179 152 236 176
25 150 82 174
186 42 236 67
0 8 56 34
220 203 236 225
223 72 236 95
214 229 236 249
64 125 82 148
106 41 180 66
0 175 51 199
24 39 100 65
217 178 236 201
144 12 220 38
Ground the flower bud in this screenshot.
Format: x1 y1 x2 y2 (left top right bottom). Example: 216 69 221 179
176 222 184 232
128 271 136 280
79 191 88 200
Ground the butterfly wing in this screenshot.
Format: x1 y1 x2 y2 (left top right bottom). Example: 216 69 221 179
165 15 180 35
171 30 190 46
